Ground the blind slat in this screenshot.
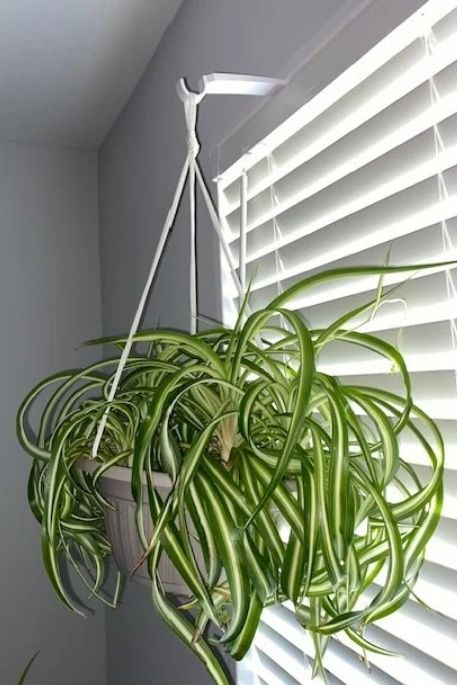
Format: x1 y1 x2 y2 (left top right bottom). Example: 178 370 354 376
277 601 457 683
226 106 457 235
361 588 457 671
260 606 400 685
245 218 456 305
287 270 457 332
337 625 457 685
373 560 457 621
219 3 457 192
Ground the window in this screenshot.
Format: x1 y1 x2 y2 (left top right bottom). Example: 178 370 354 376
216 0 457 683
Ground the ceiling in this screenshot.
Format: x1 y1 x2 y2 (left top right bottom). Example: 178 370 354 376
0 0 182 149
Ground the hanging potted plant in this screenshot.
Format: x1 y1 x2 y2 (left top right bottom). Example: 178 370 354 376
17 262 449 684
16 75 451 684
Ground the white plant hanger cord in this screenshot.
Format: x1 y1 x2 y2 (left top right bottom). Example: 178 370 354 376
91 72 284 458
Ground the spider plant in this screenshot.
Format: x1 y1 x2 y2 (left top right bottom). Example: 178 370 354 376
17 263 449 684
17 651 40 685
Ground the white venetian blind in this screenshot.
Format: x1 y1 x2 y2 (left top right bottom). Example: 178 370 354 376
216 0 457 683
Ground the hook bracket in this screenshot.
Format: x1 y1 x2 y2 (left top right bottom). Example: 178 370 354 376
176 72 286 105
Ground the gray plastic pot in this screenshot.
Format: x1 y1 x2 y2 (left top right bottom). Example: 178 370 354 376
79 459 193 595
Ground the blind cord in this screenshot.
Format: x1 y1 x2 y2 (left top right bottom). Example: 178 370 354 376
425 28 457 387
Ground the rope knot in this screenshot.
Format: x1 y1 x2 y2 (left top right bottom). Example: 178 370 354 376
187 130 200 158
184 94 200 159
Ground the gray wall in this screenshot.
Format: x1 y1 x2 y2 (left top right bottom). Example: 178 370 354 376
98 1 349 683
0 141 105 684
106 582 234 685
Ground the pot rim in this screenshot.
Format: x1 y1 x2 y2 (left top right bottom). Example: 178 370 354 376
77 457 172 488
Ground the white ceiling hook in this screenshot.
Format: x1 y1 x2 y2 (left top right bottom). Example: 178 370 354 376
176 72 286 105
176 78 206 105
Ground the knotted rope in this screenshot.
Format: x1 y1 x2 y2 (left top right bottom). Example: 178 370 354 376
91 88 243 458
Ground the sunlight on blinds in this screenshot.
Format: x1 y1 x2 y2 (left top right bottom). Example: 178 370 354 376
217 1 457 683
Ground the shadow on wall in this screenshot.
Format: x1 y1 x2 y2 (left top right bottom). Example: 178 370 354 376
106 582 235 684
